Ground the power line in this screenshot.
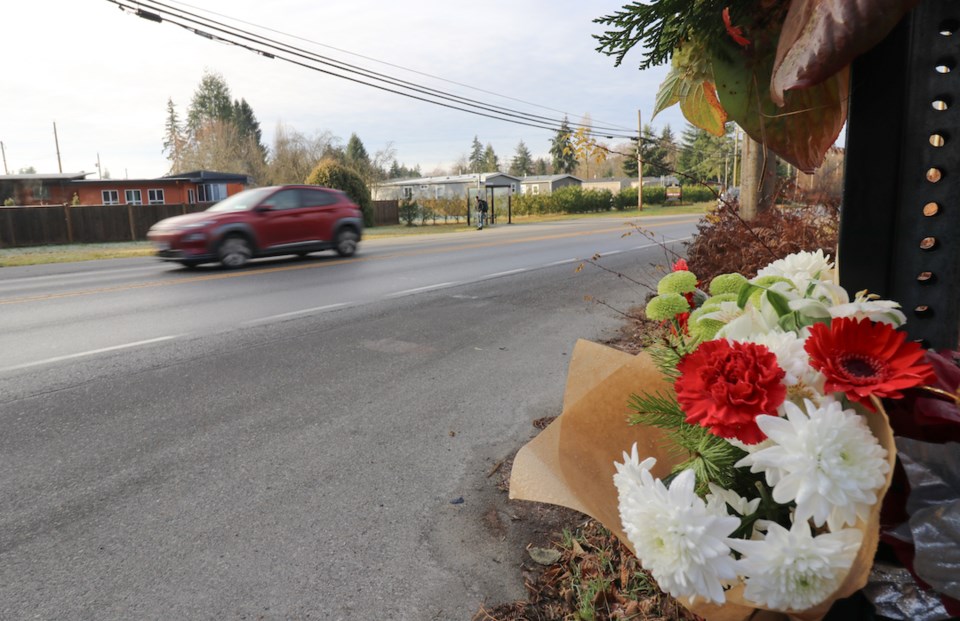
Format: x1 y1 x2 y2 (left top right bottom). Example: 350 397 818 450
162 0 637 134
109 0 639 141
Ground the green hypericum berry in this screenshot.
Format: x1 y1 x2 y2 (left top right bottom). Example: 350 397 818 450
645 293 690 321
709 273 748 296
687 307 724 340
657 270 698 295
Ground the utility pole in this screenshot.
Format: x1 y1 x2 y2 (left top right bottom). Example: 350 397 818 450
53 122 63 173
0 141 8 174
739 135 777 220
637 109 643 212
732 127 740 188
96 153 102 180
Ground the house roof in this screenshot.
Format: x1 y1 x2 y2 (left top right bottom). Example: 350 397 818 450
518 175 582 184
0 172 90 181
162 170 251 183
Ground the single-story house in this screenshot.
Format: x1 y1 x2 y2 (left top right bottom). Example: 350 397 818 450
640 175 680 188
581 178 633 194
1 170 250 206
373 172 521 201
518 174 581 196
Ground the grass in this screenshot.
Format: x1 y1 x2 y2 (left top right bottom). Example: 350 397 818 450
0 203 710 267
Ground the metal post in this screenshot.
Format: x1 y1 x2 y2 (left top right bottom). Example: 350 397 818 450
1 141 8 174
840 0 960 349
53 122 62 173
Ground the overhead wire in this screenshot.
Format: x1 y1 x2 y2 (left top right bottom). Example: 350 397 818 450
161 0 637 134
108 0 641 142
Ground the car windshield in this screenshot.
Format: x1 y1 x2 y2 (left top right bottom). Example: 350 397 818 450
205 187 276 213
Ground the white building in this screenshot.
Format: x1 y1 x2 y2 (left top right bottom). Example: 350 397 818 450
372 172 521 201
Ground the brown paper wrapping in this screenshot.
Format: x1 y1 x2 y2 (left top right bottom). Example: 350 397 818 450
510 339 897 621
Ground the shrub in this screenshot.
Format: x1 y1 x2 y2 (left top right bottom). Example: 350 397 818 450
419 197 465 222
398 199 418 226
3 197 14 207
305 159 373 226
680 185 716 203
686 197 839 283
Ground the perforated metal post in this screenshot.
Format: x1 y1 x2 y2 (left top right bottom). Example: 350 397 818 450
841 0 960 349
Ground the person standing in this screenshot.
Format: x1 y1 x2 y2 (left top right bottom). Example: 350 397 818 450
476 194 488 230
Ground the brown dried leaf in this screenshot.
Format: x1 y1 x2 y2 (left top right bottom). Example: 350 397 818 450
771 0 920 105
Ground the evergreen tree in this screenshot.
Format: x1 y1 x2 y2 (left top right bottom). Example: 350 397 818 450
345 133 371 177
624 124 670 177
186 71 233 135
677 124 732 183
232 98 266 159
162 97 186 174
534 157 550 175
508 140 534 177
549 117 577 174
482 143 499 172
468 136 484 173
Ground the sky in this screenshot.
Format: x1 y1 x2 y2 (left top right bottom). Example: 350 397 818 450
2 0 686 180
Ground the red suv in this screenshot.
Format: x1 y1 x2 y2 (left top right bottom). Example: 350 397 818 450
147 185 364 268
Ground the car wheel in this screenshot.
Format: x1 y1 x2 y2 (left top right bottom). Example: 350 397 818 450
218 235 252 268
335 228 359 257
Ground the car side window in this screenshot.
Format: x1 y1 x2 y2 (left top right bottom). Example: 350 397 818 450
300 189 338 207
261 189 301 211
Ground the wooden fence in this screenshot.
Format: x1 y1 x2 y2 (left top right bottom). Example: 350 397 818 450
0 201 401 248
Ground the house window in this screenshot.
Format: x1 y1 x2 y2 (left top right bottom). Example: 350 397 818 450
435 186 444 199
32 183 51 201
198 183 227 202
125 189 142 205
102 190 120 205
532 185 540 195
188 189 196 205
148 189 165 204
402 187 412 199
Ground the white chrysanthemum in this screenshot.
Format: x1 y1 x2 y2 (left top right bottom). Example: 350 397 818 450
756 250 836 292
614 448 740 604
716 306 777 340
736 400 890 531
729 521 862 611
706 483 760 517
830 292 907 326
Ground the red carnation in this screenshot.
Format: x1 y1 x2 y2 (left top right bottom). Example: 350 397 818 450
674 340 786 444
805 317 935 410
672 258 689 272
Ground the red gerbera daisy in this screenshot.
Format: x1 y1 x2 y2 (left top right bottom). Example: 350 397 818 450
674 340 786 444
804 317 935 410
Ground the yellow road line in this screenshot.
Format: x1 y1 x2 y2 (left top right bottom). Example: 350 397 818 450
0 218 700 306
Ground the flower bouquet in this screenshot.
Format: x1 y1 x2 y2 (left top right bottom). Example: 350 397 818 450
510 251 936 621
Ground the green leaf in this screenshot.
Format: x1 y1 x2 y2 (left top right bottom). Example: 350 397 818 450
765 290 792 317
737 284 759 309
654 45 727 136
712 43 848 173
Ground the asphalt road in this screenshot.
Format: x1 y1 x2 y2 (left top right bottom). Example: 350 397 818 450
0 215 698 620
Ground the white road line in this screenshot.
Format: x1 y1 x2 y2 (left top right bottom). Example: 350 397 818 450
240 302 353 326
544 259 578 267
0 336 180 372
241 303 350 325
386 282 458 298
485 268 527 278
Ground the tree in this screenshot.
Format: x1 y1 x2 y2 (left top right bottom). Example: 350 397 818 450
186 71 233 135
232 98 266 159
623 124 670 178
305 159 373 226
509 140 534 177
345 133 372 180
180 118 266 180
533 157 550 175
468 136 484 173
677 124 733 183
266 123 340 185
162 97 187 174
17 166 36 174
550 117 577 174
482 143 499 172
